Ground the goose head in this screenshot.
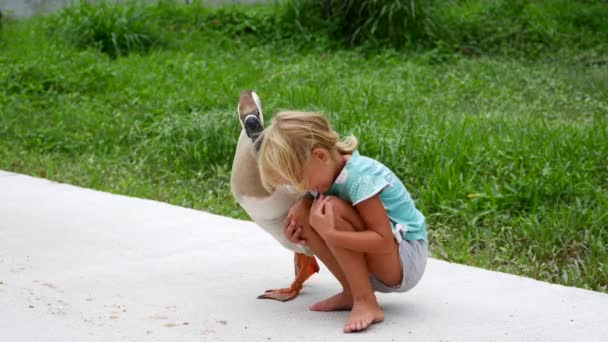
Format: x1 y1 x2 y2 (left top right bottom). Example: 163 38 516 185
237 90 264 147
231 90 270 199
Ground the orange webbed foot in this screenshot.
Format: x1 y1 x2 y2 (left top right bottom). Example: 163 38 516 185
257 253 319 302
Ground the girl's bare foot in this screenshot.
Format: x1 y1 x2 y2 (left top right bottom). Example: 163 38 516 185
343 298 384 333
309 291 353 311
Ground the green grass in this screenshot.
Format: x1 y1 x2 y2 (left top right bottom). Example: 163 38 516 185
284 0 608 55
48 0 162 58
0 1 606 292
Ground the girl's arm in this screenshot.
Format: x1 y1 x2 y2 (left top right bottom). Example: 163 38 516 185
327 195 396 254
310 194 395 254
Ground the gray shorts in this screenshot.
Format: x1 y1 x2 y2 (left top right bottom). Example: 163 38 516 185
369 239 428 293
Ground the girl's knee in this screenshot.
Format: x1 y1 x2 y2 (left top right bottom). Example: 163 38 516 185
326 196 365 232
326 196 350 214
289 197 313 223
299 223 316 241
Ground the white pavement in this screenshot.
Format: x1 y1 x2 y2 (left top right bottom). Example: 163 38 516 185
1 170 607 342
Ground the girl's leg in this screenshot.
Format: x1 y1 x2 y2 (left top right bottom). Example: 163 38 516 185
300 213 384 333
295 201 354 311
295 198 385 313
305 196 396 332
318 196 386 333
328 196 403 288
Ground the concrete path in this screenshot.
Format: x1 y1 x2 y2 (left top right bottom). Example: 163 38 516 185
1 170 607 341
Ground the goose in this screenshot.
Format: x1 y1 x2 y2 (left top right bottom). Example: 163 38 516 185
230 90 319 301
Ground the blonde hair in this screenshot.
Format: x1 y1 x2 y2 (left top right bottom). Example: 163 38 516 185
258 111 358 192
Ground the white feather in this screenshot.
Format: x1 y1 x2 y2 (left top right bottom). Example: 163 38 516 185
251 92 263 124
237 186 310 255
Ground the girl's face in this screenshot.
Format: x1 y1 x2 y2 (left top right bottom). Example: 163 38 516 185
304 147 346 194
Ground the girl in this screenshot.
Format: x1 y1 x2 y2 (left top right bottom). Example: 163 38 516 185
257 111 428 333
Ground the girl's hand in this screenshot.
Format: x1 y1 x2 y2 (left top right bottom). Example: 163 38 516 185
282 197 313 245
283 218 306 245
309 194 335 239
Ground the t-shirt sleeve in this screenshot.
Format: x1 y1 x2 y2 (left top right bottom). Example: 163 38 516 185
349 175 389 206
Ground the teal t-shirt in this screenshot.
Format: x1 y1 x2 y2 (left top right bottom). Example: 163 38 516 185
326 150 427 243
